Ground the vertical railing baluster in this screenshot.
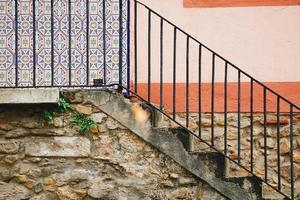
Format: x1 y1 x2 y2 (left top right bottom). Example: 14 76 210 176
159 18 163 110
172 27 177 120
147 10 151 102
15 0 18 87
276 96 281 191
250 79 254 173
290 105 294 200
51 0 54 86
211 53 215 146
68 0 72 86
102 0 106 85
263 87 268 181
86 0 89 86
186 36 189 128
198 45 202 138
134 0 137 93
238 71 241 163
119 0 123 88
126 0 130 91
32 0 36 87
224 62 228 155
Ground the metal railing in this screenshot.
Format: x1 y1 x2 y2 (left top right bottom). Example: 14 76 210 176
1 0 298 199
1 0 127 89
132 0 299 199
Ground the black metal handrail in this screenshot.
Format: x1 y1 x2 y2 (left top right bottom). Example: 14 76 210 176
132 0 298 199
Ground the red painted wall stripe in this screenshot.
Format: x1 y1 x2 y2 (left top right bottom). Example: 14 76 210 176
134 82 300 113
183 0 300 8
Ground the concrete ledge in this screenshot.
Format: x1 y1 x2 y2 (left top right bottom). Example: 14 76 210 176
0 88 59 104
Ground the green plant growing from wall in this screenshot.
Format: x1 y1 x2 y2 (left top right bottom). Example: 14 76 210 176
42 97 96 134
43 110 54 122
70 113 97 134
43 98 70 121
57 98 70 113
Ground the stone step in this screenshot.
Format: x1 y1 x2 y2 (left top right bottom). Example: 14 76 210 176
262 183 286 200
224 159 251 178
225 176 262 199
90 90 252 200
126 97 297 199
188 152 262 198
189 152 225 178
152 108 173 128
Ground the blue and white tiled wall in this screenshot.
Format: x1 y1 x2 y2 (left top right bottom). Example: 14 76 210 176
0 0 129 87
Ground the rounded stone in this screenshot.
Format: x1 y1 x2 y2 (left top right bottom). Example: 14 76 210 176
43 177 55 186
34 183 43 193
294 152 300 163
91 113 107 123
24 179 35 189
4 155 18 164
75 105 92 115
53 117 64 128
19 165 30 175
16 175 27 183
280 138 290 155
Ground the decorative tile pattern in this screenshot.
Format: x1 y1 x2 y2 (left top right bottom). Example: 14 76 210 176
88 0 103 85
0 1 15 86
0 0 128 87
53 0 69 86
36 0 51 86
18 0 33 86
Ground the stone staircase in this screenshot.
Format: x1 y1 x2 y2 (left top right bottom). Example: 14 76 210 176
153 102 296 200
83 89 294 200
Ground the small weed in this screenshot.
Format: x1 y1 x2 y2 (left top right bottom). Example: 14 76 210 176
57 98 70 113
43 110 54 122
71 113 97 134
42 98 70 122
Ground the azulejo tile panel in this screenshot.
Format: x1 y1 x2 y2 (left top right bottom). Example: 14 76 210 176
0 0 15 86
0 0 128 87
36 0 52 86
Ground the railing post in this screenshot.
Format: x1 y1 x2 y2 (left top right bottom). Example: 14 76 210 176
263 87 268 181
147 10 151 101
86 0 90 86
15 0 18 87
211 53 215 146
159 18 164 110
68 0 72 86
250 79 254 173
290 105 294 199
198 45 202 138
118 0 123 92
276 96 281 191
172 27 177 120
186 36 189 128
102 0 106 85
134 0 138 93
51 0 54 86
237 70 241 163
32 0 36 87
224 62 228 156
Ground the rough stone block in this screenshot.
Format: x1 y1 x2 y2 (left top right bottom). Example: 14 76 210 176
25 137 90 157
75 105 93 115
0 182 31 200
0 141 20 154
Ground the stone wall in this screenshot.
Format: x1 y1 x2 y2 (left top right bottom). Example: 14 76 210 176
0 92 224 200
161 112 300 198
